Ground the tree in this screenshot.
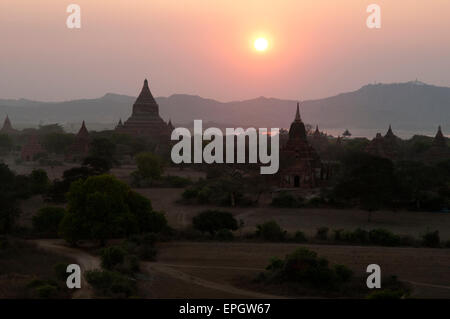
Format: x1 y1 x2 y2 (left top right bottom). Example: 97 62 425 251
32 206 66 236
334 153 397 222
59 174 166 245
42 132 75 154
83 156 112 174
0 134 13 153
192 210 238 236
135 152 164 180
90 138 116 159
30 169 50 194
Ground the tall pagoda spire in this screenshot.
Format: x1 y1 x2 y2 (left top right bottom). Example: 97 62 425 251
295 102 302 122
433 125 446 148
77 121 89 138
132 78 159 115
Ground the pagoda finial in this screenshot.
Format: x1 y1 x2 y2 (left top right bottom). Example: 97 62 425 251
295 102 302 122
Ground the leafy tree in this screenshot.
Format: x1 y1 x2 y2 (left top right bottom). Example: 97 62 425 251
255 220 286 242
32 206 66 236
192 210 238 235
83 156 112 174
0 134 13 153
30 169 50 194
333 153 397 222
135 152 164 180
59 174 166 245
42 132 75 154
90 138 116 160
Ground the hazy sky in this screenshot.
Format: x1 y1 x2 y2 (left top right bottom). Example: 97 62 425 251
1 0 450 101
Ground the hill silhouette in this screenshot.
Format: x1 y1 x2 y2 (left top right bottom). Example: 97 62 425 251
0 81 448 135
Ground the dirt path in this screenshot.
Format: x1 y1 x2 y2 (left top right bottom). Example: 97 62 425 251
144 262 284 299
32 239 284 299
34 239 100 299
32 240 450 298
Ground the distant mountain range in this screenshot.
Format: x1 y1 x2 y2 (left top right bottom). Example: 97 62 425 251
0 81 448 137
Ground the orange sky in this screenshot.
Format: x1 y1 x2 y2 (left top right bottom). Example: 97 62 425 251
1 0 450 101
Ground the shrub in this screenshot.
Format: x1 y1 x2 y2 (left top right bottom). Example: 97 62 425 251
333 229 344 241
32 206 66 236
101 246 126 270
422 230 440 248
271 192 303 208
334 264 353 282
165 176 192 188
192 210 238 235
255 220 286 242
366 289 404 299
368 228 401 247
265 257 284 271
182 187 199 200
85 270 136 298
282 248 337 289
215 229 234 241
316 227 329 240
261 248 355 291
35 284 58 299
293 231 307 243
54 263 70 281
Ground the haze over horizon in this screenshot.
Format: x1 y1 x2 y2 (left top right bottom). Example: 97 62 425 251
1 0 450 101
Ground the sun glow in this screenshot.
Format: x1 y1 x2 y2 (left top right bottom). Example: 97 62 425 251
254 37 269 52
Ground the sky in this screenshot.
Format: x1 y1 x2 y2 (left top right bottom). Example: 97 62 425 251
1 0 450 102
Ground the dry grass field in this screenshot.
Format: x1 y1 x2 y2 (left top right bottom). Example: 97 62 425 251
137 188 450 240
152 242 450 298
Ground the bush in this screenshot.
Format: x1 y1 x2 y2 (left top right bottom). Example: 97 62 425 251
334 264 353 282
85 270 136 298
101 246 126 270
316 227 329 240
333 229 344 241
215 229 234 241
54 263 70 281
261 248 355 291
32 206 65 236
281 248 336 289
265 257 284 271
35 284 58 299
165 176 192 188
368 228 401 246
192 210 238 236
255 220 286 242
271 192 303 208
293 231 307 243
422 230 440 248
366 289 404 299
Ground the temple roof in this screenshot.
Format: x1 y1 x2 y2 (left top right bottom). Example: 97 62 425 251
433 125 446 148
313 125 321 138
77 121 89 138
385 125 396 139
289 102 307 140
132 79 159 115
1 115 18 134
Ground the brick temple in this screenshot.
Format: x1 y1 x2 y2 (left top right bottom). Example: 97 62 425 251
116 79 172 143
21 134 45 161
65 121 90 162
279 103 325 188
0 115 19 135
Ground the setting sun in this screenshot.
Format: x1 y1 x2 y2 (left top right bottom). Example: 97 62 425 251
254 37 269 52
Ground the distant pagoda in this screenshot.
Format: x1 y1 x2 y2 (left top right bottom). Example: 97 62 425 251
116 79 172 142
279 102 324 188
424 126 449 162
21 133 45 161
365 125 400 160
0 115 19 135
65 121 90 162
